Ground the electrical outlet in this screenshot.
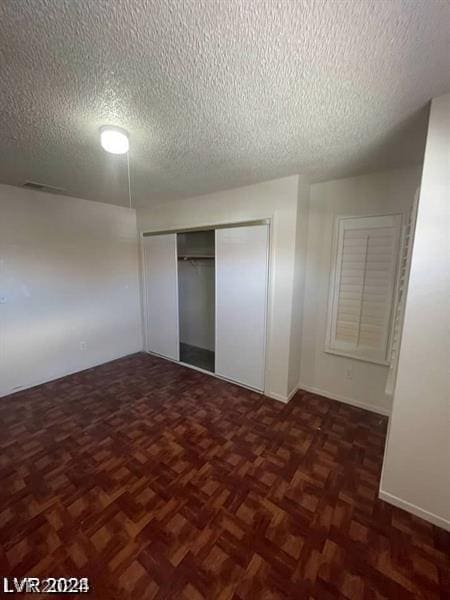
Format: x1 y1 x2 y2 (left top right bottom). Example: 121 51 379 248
345 365 353 380
80 341 87 351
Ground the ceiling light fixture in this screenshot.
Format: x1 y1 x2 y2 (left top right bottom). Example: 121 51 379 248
100 125 129 154
99 125 133 209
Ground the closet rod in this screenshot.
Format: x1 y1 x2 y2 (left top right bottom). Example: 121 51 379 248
142 218 269 237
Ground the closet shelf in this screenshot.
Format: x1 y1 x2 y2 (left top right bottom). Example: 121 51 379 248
178 255 214 260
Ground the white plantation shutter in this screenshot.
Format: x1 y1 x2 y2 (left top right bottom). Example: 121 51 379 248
385 190 420 394
326 215 402 364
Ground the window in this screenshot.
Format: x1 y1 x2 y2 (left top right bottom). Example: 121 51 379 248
325 214 402 365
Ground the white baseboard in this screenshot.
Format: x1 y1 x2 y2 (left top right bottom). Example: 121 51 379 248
265 385 298 404
379 489 450 531
297 382 391 416
265 392 288 403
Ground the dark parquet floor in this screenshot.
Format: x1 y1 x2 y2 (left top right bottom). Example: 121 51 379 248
0 353 448 599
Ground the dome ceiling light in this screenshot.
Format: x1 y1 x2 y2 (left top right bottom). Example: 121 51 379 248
100 125 129 155
99 125 132 208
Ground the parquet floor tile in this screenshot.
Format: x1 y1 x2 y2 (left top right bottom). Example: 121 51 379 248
0 352 448 599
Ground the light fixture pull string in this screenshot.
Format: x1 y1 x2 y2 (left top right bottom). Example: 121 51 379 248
127 151 132 209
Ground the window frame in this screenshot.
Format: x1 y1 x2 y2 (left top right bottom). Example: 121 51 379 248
324 213 403 366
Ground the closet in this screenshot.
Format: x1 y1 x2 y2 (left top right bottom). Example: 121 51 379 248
142 222 269 392
177 231 215 372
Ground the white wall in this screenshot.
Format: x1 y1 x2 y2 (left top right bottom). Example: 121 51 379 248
380 94 450 530
298 166 422 415
0 184 143 397
137 176 300 401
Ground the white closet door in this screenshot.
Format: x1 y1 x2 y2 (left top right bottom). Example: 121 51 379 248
215 224 269 391
142 234 179 360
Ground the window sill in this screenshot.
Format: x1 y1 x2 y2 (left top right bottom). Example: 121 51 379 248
324 347 390 367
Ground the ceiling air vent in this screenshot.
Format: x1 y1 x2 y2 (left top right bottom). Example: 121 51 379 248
23 181 66 194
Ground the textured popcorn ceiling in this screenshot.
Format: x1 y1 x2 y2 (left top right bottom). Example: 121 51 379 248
0 0 449 208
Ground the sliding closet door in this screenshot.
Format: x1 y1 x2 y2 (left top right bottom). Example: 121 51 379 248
142 234 179 360
215 224 269 391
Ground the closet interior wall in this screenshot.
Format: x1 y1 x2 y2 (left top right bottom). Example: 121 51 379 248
177 231 215 372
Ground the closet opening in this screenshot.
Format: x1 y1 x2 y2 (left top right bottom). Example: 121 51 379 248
177 230 215 372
